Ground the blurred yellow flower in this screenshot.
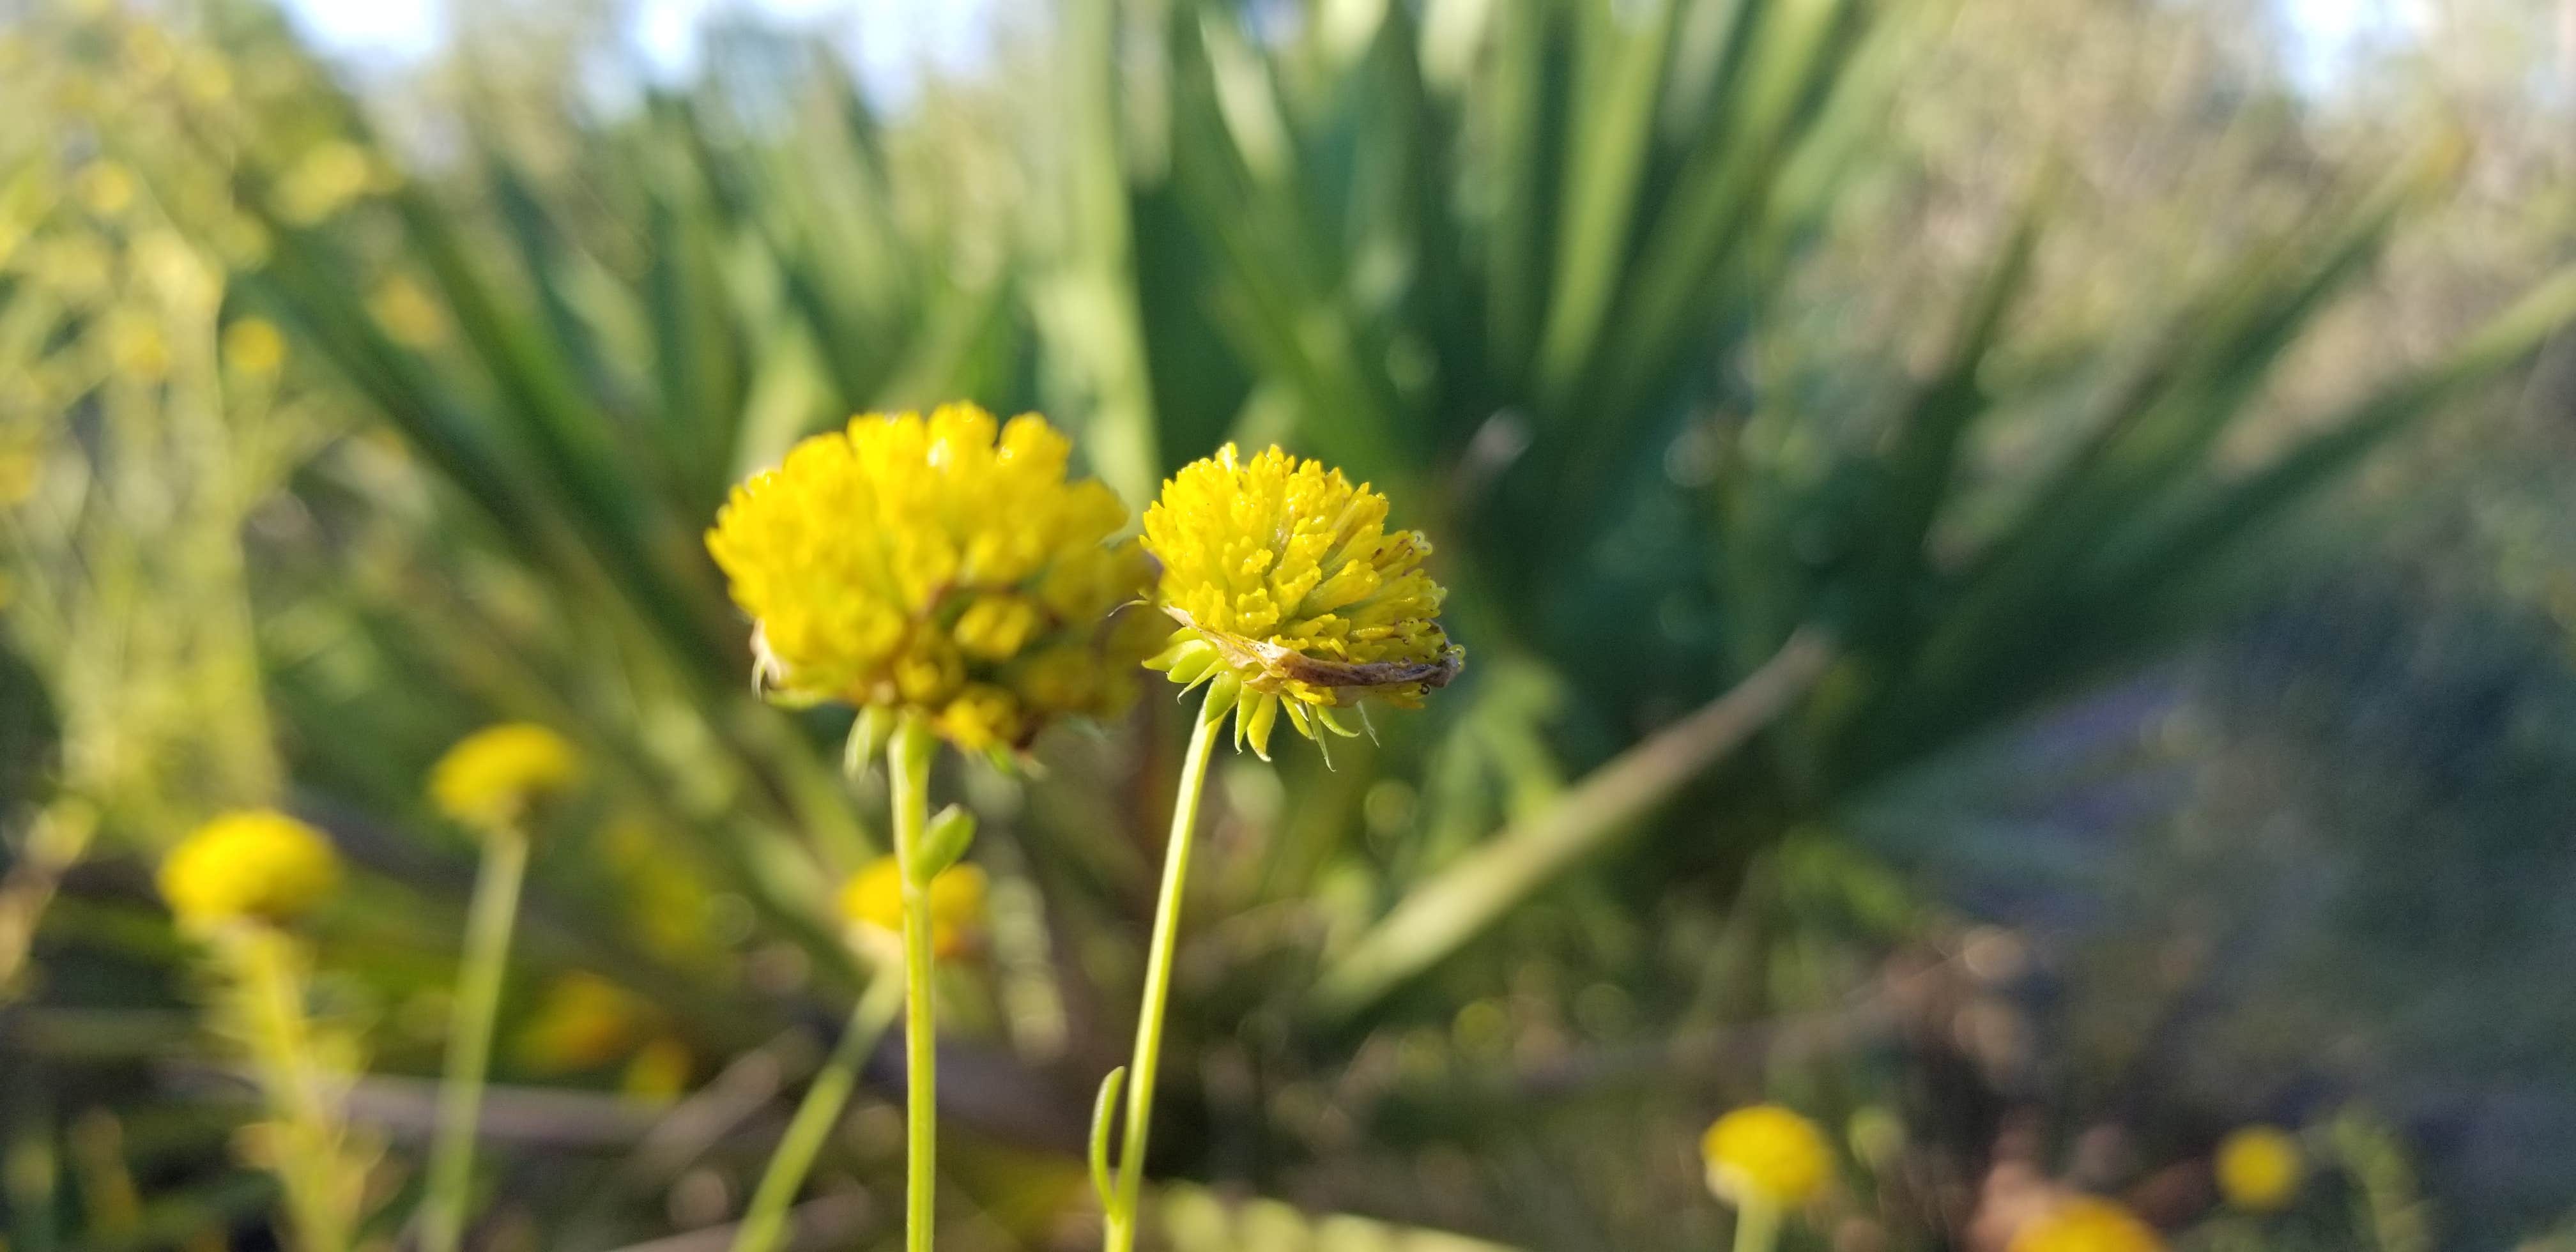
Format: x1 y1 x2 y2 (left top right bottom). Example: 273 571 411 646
839 856 988 959
279 141 374 225
178 47 232 103
158 811 341 927
1140 443 1462 759
134 230 216 314
73 161 136 217
2009 1196 2163 1252
622 1036 693 1101
222 316 286 376
429 722 581 829
369 275 446 348
706 404 1156 753
103 311 169 381
1701 1104 1834 1208
2214 1125 2303 1212
515 973 649 1073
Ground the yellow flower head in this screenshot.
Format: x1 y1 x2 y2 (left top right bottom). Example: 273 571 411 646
623 1036 694 1101
1140 444 1462 759
369 275 447 348
2009 1196 2163 1252
2214 1125 2303 1213
838 856 988 959
221 316 287 376
279 141 374 225
104 310 169 381
429 722 581 829
1701 1104 1834 1208
158 810 341 927
73 160 137 218
707 405 1157 754
516 972 650 1073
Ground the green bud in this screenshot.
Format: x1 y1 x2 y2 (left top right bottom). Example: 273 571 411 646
846 706 896 775
912 803 976 882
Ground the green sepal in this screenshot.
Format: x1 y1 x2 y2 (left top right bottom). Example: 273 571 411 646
912 804 976 882
847 706 898 774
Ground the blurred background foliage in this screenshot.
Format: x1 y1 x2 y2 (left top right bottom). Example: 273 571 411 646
4 0 2576 1248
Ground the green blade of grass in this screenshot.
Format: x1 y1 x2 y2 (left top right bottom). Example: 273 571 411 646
2097 263 2576 602
1310 629 1834 1021
1531 0 1675 409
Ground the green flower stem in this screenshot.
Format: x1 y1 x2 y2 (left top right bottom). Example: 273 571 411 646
1730 1199 1779 1252
228 927 352 1252
728 973 905 1252
886 715 939 1252
422 824 530 1252
1102 706 1222 1252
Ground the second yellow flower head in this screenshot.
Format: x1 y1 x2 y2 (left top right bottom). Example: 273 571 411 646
839 856 988 959
1140 444 1462 758
430 722 581 830
708 405 1157 752
2214 1125 2303 1212
159 809 341 928
1701 1104 1834 1209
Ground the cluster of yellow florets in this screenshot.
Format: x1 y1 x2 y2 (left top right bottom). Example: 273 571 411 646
1701 1104 1835 1209
1140 444 1462 758
158 810 342 927
838 856 989 959
429 722 582 829
707 405 1158 752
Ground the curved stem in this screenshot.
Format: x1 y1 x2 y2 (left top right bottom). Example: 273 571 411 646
728 976 905 1252
887 716 939 1252
422 825 530 1252
1103 709 1222 1252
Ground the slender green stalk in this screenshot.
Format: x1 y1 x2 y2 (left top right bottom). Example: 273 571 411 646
421 825 531 1252
1102 708 1222 1252
1730 1199 1778 1252
728 975 904 1252
886 716 939 1252
226 928 354 1252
